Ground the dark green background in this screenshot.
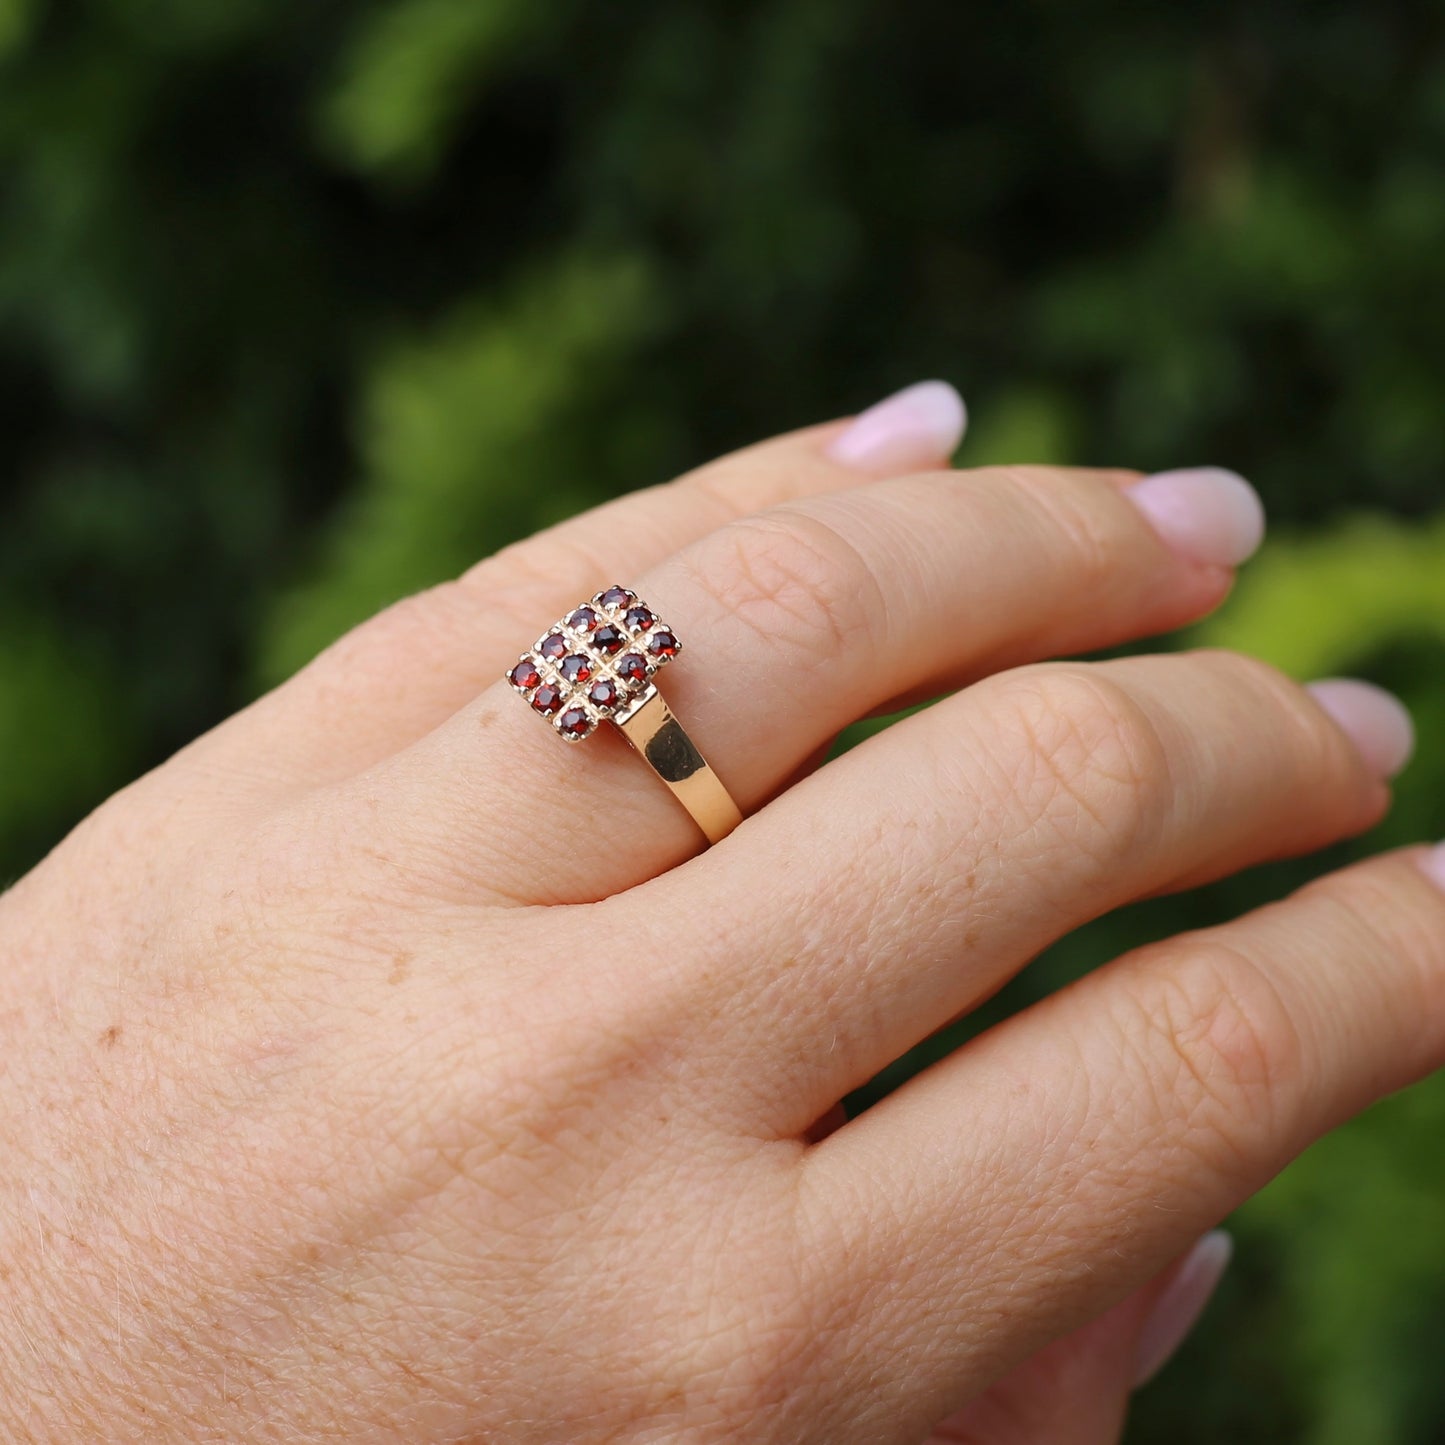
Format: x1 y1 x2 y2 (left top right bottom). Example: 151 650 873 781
3 2 1445 1439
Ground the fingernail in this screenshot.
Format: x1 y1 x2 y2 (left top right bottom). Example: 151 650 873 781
1124 467 1265 567
1307 678 1416 781
1416 842 1445 892
825 380 967 471
1133 1230 1233 1388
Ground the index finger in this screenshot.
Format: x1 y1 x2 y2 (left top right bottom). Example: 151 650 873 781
163 382 968 795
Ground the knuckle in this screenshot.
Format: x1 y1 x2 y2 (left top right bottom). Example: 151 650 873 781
1299 866 1442 1022
1329 870 1435 962
1121 941 1305 1179
467 533 621 645
473 524 591 597
994 665 1168 866
367 581 467 651
685 451 798 518
309 579 478 686
1192 649 1342 772
990 465 1118 591
699 507 884 664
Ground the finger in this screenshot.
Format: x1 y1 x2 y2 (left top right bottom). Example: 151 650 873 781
189 382 967 792
798 846 1445 1436
641 651 1403 1133
381 464 1261 905
925 1232 1230 1445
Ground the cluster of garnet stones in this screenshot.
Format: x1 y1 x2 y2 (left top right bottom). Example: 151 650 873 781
505 585 681 741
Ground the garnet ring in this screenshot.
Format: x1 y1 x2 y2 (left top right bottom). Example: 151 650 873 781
505 585 744 845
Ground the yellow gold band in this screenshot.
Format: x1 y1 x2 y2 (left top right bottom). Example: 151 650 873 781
614 687 743 844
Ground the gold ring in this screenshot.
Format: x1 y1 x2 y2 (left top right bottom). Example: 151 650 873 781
505 585 743 845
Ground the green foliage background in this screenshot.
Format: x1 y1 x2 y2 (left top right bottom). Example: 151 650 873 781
3 2 1445 1438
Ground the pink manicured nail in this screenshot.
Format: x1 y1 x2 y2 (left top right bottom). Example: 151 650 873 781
1416 842 1445 891
1133 1230 1233 1388
1307 678 1415 781
1124 467 1265 567
825 380 967 471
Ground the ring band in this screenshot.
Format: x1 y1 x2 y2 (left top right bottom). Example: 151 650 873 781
505 585 743 845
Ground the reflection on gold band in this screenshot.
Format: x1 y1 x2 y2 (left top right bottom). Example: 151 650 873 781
615 686 743 845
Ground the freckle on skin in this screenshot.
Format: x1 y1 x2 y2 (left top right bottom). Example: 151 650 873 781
99 1024 122 1048
389 951 412 985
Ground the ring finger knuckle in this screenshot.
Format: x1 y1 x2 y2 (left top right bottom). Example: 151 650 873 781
1121 940 1305 1181
1195 648 1347 775
996 665 1169 869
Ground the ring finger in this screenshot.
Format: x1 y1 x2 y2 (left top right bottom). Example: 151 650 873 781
180 384 967 794
371 460 1264 904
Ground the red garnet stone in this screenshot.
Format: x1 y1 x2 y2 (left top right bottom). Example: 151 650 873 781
558 707 593 738
617 652 649 685
587 678 619 709
623 605 655 632
558 653 593 684
539 632 568 660
647 630 679 659
593 624 626 654
531 682 565 715
568 605 599 632
509 658 541 690
599 586 634 610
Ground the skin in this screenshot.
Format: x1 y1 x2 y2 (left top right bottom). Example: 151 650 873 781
1 417 1442 1444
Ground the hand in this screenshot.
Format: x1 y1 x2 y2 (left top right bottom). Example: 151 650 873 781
2 382 1439 1443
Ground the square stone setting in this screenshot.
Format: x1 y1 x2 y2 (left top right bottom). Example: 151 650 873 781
505 585 681 742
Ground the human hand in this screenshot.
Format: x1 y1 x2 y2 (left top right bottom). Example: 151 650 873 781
2 382 1439 1443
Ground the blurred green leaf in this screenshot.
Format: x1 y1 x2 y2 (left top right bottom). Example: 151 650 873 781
0 621 128 865
1201 512 1445 677
957 386 1080 468
0 0 36 61
258 249 658 684
318 0 575 183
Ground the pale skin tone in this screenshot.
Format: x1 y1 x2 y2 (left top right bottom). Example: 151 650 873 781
2 395 1443 1443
